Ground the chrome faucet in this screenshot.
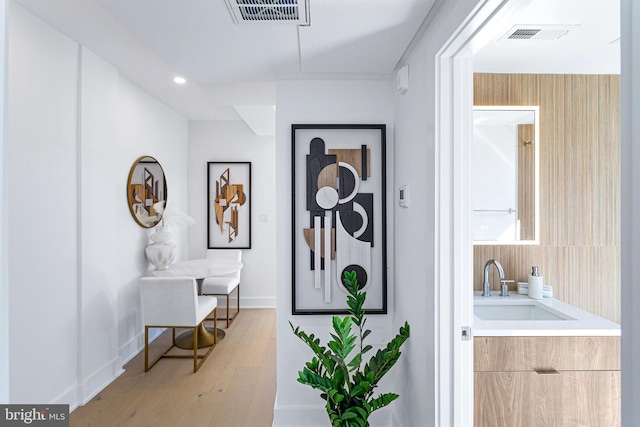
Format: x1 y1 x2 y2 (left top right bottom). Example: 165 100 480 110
482 259 506 297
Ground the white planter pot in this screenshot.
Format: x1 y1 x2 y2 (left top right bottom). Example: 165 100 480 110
145 226 176 270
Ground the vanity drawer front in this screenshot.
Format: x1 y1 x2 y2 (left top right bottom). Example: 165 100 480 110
474 370 621 427
474 336 620 372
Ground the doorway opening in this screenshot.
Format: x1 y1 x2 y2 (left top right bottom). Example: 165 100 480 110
435 0 622 424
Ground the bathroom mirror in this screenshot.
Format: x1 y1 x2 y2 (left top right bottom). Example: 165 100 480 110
127 155 167 228
472 106 539 245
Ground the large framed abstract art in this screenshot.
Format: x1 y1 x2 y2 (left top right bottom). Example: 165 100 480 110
291 124 387 315
207 162 251 249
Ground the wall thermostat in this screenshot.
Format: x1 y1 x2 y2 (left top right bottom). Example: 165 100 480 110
399 185 410 208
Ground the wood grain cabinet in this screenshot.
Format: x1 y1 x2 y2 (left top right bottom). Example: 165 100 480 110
474 336 621 427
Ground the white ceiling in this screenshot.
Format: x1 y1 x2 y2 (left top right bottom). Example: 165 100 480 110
13 0 620 128
13 0 436 126
474 0 620 74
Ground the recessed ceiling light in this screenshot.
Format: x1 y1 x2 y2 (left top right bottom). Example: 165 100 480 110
173 76 186 84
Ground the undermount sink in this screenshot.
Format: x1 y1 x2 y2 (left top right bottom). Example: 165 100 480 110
474 300 576 321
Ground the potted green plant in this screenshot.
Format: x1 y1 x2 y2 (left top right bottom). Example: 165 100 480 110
290 270 410 427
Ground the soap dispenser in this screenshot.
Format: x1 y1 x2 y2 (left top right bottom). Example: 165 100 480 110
528 266 544 300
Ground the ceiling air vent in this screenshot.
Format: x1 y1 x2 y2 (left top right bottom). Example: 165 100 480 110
499 25 579 41
225 0 310 25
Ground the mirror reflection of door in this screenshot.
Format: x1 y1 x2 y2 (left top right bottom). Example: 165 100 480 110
472 107 539 244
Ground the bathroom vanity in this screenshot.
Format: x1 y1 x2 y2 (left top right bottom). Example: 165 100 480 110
473 293 621 427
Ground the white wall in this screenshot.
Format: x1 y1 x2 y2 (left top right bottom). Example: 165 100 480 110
273 80 395 426
8 3 79 404
79 46 121 402
0 0 9 404
620 0 640 425
392 0 486 424
7 3 188 408
391 32 435 424
188 120 276 308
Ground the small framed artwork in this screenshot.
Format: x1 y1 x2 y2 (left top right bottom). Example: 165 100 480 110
207 162 251 249
291 124 387 315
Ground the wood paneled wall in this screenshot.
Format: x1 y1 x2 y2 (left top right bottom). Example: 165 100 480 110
473 74 620 322
518 124 535 240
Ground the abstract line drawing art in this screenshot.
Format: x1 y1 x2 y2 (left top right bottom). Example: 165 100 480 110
207 162 251 249
292 124 387 314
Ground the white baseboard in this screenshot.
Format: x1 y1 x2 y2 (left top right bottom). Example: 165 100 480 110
51 359 124 412
119 333 142 366
120 328 164 365
78 357 124 406
52 382 79 412
272 406 328 427
273 405 391 426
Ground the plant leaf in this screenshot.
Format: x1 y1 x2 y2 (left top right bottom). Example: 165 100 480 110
290 272 411 424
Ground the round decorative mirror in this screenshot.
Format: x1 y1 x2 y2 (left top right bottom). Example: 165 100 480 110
127 155 167 228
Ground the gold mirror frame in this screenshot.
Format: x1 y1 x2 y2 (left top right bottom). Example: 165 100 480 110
127 155 167 228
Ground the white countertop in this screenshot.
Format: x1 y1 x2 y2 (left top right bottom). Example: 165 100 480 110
473 291 621 337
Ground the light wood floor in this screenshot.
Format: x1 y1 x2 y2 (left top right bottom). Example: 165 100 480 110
70 309 276 427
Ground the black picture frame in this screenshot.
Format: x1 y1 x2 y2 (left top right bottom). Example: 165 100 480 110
207 162 252 249
291 124 387 315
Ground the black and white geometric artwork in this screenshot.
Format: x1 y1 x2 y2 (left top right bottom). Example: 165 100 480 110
292 124 387 314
